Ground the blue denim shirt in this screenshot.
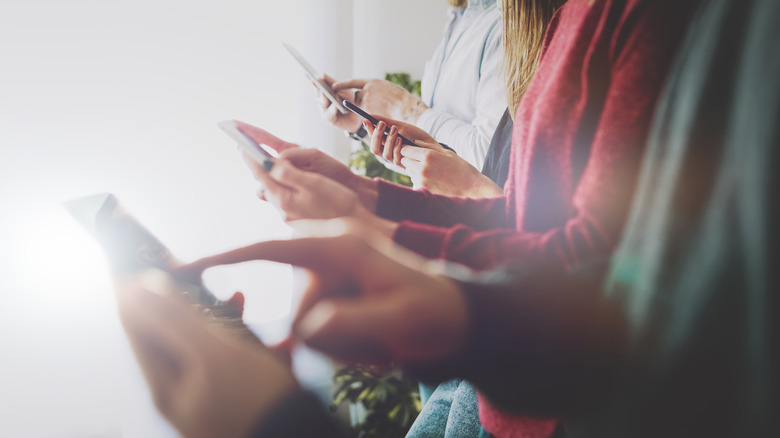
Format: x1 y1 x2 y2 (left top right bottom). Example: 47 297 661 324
417 0 506 169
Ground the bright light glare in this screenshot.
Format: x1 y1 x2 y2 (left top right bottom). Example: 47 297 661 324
0 0 308 436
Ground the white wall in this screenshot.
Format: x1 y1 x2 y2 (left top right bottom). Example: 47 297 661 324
0 0 447 436
353 0 448 78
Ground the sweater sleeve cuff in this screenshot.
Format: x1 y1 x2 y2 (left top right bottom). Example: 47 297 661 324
249 389 345 438
375 179 430 222
393 221 450 259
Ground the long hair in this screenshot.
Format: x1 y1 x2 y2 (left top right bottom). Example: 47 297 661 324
502 0 567 116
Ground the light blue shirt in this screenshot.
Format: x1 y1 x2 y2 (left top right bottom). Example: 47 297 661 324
417 0 506 169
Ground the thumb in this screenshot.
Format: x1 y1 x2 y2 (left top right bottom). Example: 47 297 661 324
225 291 245 315
277 148 324 173
269 160 322 192
332 78 368 92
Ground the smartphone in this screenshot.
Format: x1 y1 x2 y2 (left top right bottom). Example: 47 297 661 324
63 193 220 306
64 192 255 325
283 43 348 114
217 120 277 171
342 100 420 147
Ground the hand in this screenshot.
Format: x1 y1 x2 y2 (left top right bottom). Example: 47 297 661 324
364 117 503 197
234 120 299 155
116 273 297 438
249 159 367 222
234 121 379 212
399 147 504 197
333 79 429 124
363 115 443 166
180 219 470 366
318 74 363 133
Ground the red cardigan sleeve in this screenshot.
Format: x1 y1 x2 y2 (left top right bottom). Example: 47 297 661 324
390 0 691 270
375 179 510 231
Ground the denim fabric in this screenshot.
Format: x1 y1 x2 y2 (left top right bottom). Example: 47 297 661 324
407 379 481 438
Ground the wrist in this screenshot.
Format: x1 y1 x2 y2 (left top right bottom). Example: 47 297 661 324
352 176 379 213
353 205 398 239
471 174 504 198
345 124 368 142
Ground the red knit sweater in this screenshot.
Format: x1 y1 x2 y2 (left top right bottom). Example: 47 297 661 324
376 0 697 436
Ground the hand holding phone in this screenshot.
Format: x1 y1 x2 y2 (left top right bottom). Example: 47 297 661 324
218 120 277 171
283 43 348 114
342 100 420 148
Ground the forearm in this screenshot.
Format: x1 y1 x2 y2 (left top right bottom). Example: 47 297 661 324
407 260 623 416
376 179 509 230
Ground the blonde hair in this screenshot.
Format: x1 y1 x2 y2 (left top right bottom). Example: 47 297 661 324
501 0 566 116
447 0 467 7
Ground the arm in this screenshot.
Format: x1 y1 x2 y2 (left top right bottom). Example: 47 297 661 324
375 179 508 231
181 225 622 418
415 21 506 169
407 260 621 416
391 8 682 270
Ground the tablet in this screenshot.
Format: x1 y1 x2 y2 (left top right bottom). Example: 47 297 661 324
217 120 277 172
283 42 348 114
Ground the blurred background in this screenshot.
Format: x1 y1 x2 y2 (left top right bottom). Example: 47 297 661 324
0 0 445 436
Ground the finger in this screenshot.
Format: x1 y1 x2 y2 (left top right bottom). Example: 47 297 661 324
257 186 267 202
317 91 331 111
322 100 340 124
268 160 323 195
383 125 398 163
277 148 323 173
363 119 375 137
234 121 299 154
321 74 337 87
368 114 404 129
178 237 344 272
399 145 432 161
241 152 288 195
225 291 245 316
370 121 386 155
400 157 423 175
331 79 368 92
179 223 377 275
393 137 404 166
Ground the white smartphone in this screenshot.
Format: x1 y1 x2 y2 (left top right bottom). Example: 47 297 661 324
217 120 277 171
283 42 348 114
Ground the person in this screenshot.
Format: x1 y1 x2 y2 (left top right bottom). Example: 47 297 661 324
374 0 566 198
319 0 507 179
386 1 565 436
117 1 780 435
231 0 700 435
